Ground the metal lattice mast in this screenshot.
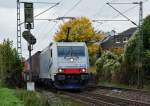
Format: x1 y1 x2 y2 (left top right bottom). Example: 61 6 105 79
17 0 22 58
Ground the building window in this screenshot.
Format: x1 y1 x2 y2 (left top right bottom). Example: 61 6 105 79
115 38 120 43
123 37 128 43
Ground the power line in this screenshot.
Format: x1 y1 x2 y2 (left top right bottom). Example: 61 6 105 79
63 0 83 17
30 1 65 51
34 2 60 18
93 0 119 17
40 22 58 41
93 5 138 30
33 22 58 51
93 19 128 21
33 1 64 40
93 0 149 29
41 0 83 43
18 1 62 59
19 1 60 4
19 2 60 25
106 2 138 26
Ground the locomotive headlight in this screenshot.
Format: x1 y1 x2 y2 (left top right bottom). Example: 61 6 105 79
70 58 74 62
58 68 63 73
81 68 86 73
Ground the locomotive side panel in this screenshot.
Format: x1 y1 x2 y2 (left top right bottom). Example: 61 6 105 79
49 43 58 81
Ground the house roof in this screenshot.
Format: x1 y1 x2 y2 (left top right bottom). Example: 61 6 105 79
118 27 137 35
100 35 114 49
100 27 137 49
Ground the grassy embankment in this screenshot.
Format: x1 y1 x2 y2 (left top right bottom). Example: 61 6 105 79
0 81 86 106
0 88 23 106
0 88 86 106
0 86 48 106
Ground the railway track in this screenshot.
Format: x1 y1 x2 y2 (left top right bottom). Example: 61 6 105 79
61 91 118 106
62 91 150 106
39 84 150 106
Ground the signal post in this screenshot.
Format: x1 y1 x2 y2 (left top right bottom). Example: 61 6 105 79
22 2 36 91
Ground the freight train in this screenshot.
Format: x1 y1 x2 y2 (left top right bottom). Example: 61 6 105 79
23 42 89 89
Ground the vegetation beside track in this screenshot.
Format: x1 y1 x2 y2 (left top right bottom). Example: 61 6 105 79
16 90 50 106
96 15 150 88
0 87 86 106
0 87 49 106
98 80 150 91
0 88 23 106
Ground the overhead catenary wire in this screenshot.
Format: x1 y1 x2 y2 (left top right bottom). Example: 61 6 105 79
34 0 82 44
93 0 148 27
63 0 83 17
106 2 138 26
32 0 82 52
20 1 63 58
40 22 58 41
19 1 61 25
93 5 138 23
93 0 119 17
34 3 60 18
93 5 139 30
33 22 59 52
22 0 150 58
33 0 64 38
30 1 65 51
19 1 60 4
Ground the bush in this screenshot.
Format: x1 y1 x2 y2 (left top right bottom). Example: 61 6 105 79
96 51 121 83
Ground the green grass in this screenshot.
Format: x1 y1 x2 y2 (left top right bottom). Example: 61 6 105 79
0 88 23 106
0 87 86 106
0 87 50 106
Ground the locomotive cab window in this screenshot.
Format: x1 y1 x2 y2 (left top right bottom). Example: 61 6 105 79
57 46 85 57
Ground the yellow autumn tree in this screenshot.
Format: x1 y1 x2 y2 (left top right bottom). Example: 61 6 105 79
53 17 104 66
53 17 104 42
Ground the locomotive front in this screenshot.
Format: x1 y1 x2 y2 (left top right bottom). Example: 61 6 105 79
54 42 89 89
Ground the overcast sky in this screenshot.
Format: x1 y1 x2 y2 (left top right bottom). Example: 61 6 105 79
0 0 150 58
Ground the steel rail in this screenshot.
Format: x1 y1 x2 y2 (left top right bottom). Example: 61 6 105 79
83 91 150 106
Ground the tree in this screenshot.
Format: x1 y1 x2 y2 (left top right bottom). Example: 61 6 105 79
0 39 22 87
53 17 105 66
53 17 104 42
123 15 150 85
